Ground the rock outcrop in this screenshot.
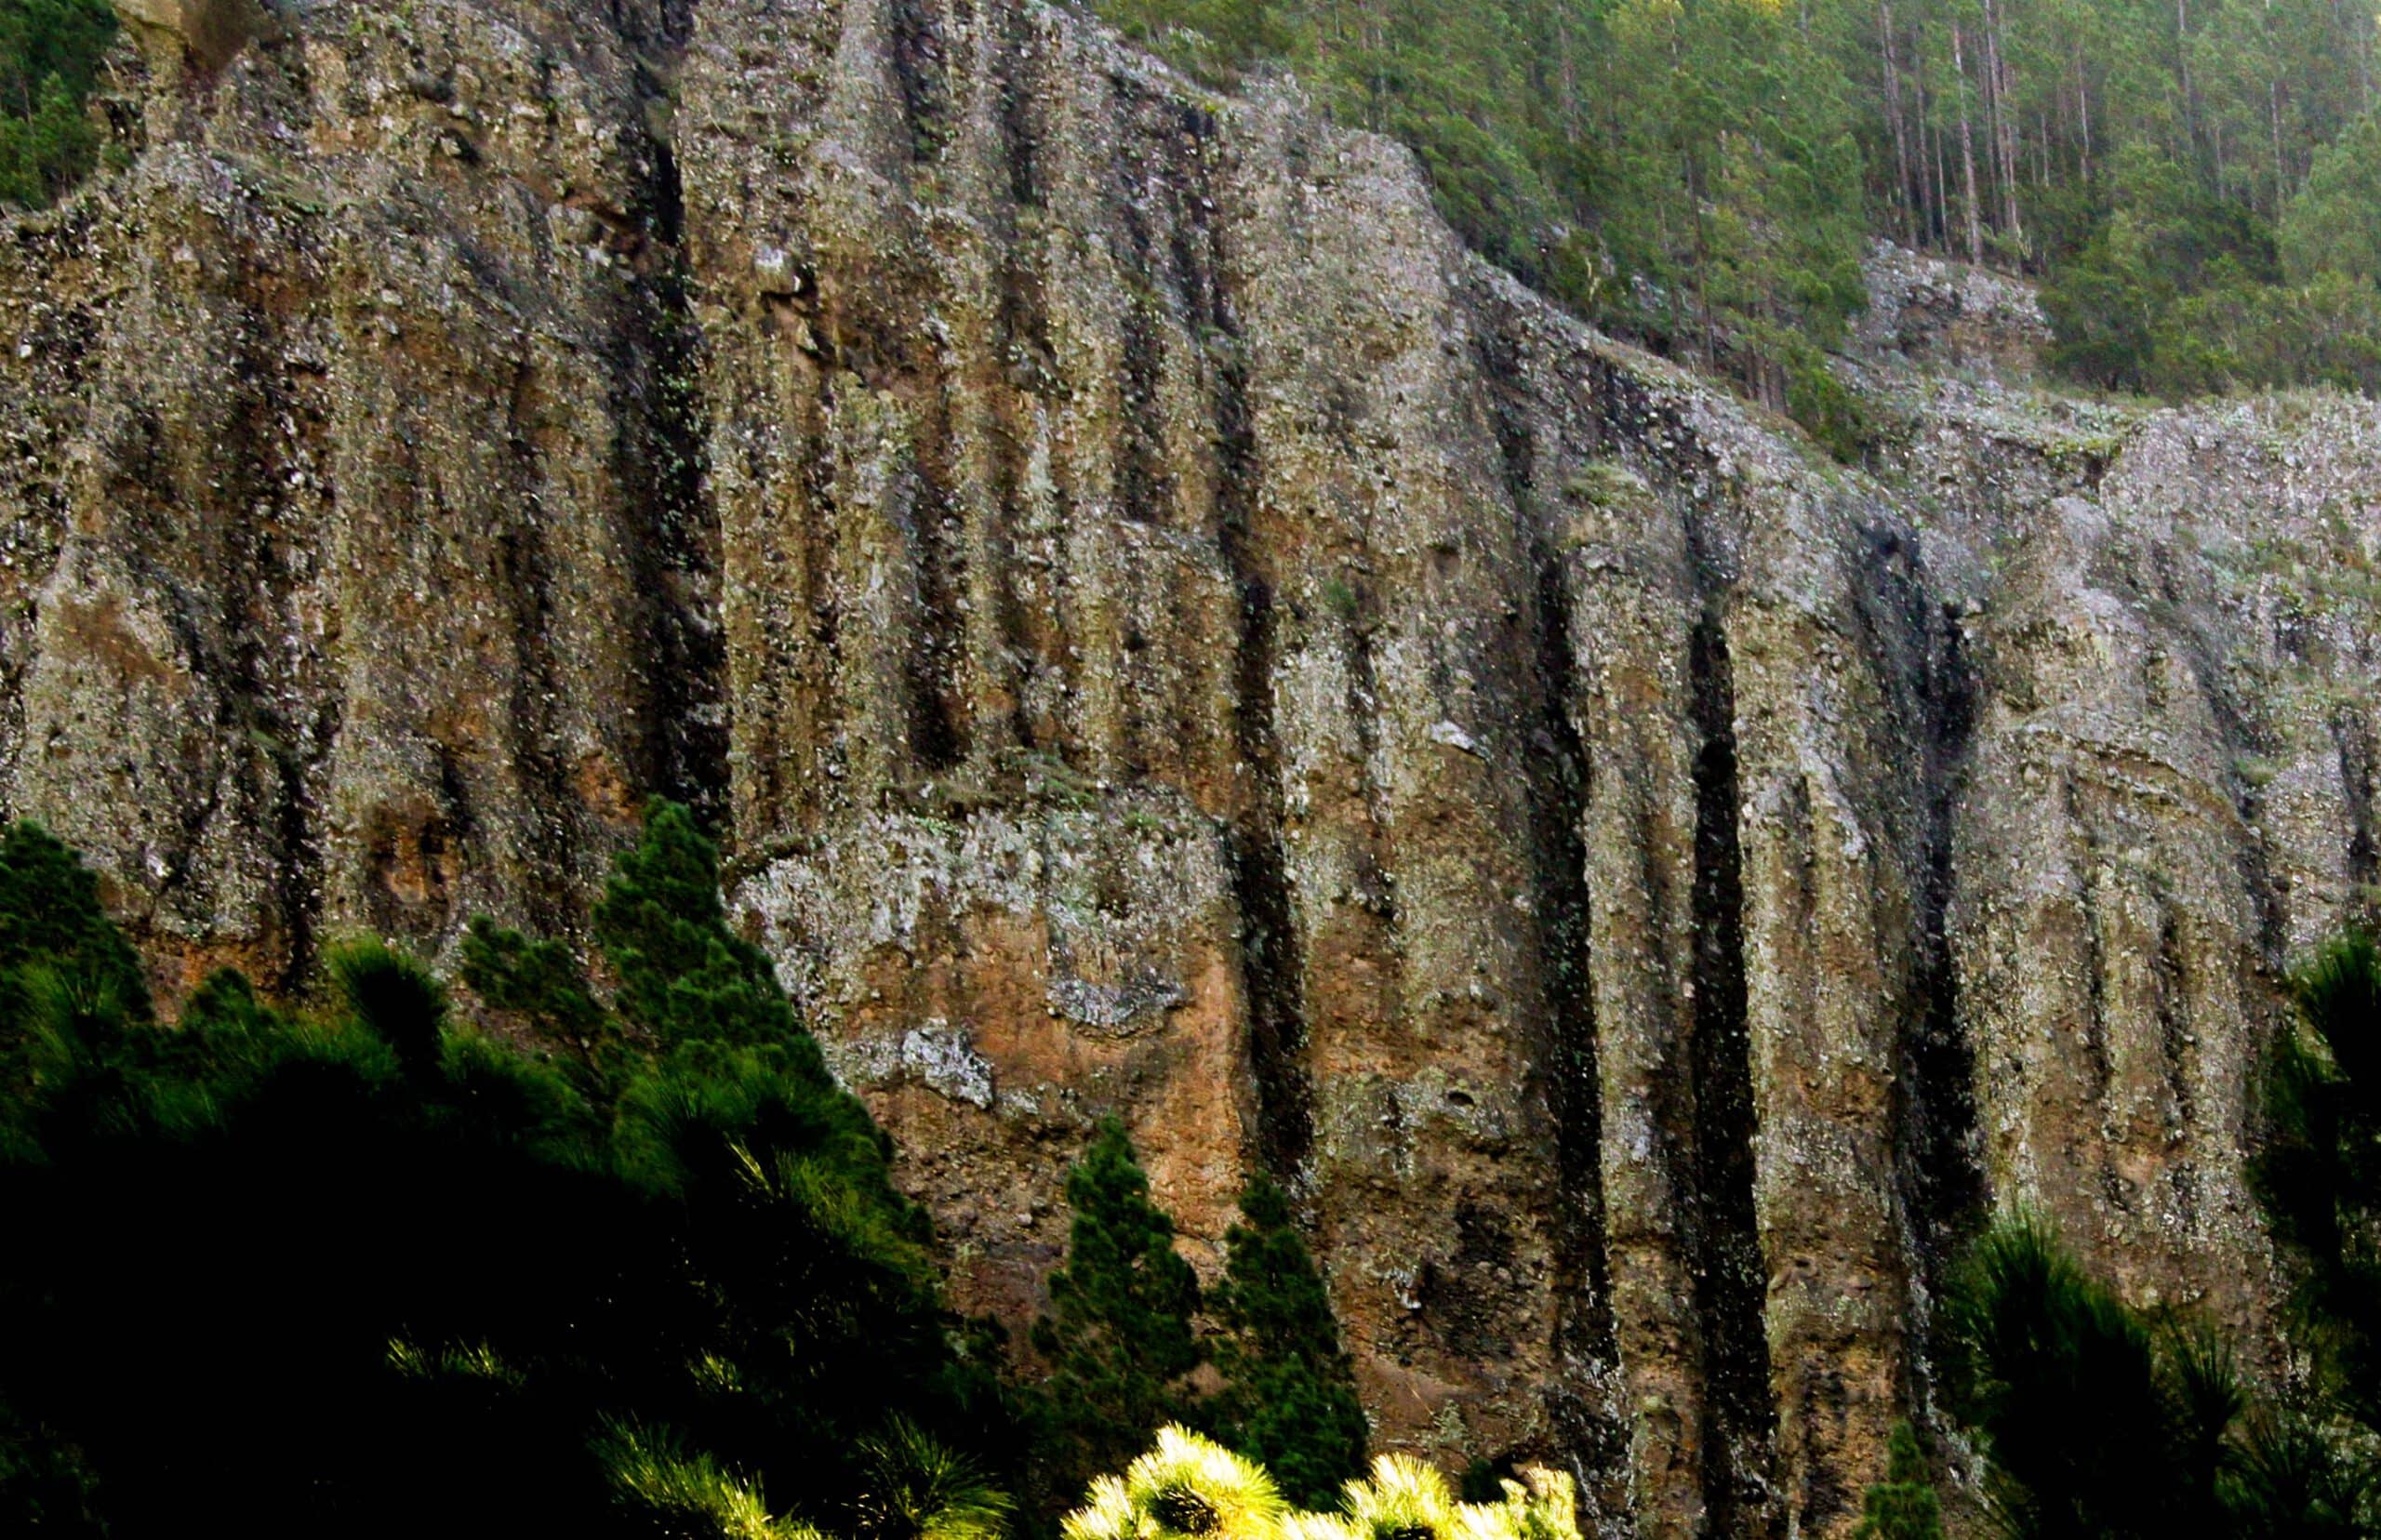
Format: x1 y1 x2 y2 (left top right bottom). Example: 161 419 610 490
5 2 2375 1534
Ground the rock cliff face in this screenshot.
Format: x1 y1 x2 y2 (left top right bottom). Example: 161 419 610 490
8 2 2379 1533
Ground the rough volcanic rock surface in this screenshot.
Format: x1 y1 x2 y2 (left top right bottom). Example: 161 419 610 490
7 1 2379 1534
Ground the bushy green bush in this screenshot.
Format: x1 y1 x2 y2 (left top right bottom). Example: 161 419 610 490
1948 1213 2371 1540
0 805 1017 1538
2255 929 2381 1427
1850 1424 1941 1540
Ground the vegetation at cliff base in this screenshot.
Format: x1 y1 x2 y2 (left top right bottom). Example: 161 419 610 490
1948 1213 2374 1540
24 783 2381 1540
0 0 112 207
0 811 1379 1538
2255 928 2381 1428
0 808 1014 1537
1030 1122 1368 1511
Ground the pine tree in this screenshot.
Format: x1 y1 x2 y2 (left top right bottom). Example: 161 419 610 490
2255 929 2381 1429
1033 1117 1204 1491
0 0 114 209
1853 1424 1943 1540
1207 1174 1367 1508
592 799 805 1057
459 915 610 1071
326 938 449 1083
0 821 148 1021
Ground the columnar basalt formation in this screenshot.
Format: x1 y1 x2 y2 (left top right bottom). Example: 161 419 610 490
3 3 2373 1534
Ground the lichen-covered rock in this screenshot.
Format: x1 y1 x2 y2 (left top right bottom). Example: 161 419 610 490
3 3 2374 1536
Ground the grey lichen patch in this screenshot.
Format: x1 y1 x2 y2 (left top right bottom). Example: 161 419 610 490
828 1017 998 1109
1045 972 1185 1033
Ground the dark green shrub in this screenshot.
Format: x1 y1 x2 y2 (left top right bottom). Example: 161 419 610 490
0 808 1016 1537
1033 1117 1205 1496
1208 1174 1367 1507
0 0 113 207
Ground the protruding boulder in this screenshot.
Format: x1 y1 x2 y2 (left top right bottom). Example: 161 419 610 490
111 0 266 72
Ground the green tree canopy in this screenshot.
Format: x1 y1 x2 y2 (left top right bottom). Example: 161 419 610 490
0 808 1015 1538
1033 1117 1205 1495
0 0 112 208
1207 1174 1368 1508
1851 1424 1943 1540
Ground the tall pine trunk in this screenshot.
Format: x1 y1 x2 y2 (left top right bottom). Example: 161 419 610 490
1954 21 1984 263
1880 0 1916 244
1984 0 2023 249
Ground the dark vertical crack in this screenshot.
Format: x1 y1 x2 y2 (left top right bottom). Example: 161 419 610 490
2154 903 2197 1135
1221 575 1310 1180
1844 523 1985 1421
1190 126 1310 1183
994 0 1042 209
227 311 326 994
901 436 968 773
2334 710 2379 932
622 52 730 832
1114 139 1177 532
1469 307 1624 1489
498 365 579 937
1526 539 1627 1491
2156 551 2288 968
2071 774 2116 1120
887 0 952 162
1686 608 1779 1540
1903 597 1985 1334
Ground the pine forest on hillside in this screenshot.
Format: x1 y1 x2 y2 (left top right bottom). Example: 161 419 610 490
1100 0 2381 418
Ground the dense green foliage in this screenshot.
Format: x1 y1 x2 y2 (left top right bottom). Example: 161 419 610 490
1031 1130 1367 1510
0 0 112 207
1850 1425 1942 1540
0 807 1014 1538
2255 929 2381 1431
1946 1215 2369 1540
1099 0 2381 410
1206 1175 1369 1509
1032 1117 1208 1492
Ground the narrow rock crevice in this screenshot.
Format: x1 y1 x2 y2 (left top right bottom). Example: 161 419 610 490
1895 591 1985 1421
1115 253 1172 529
1839 522 1983 1418
624 71 731 830
1469 312 1626 1488
993 0 1043 210
902 415 969 774
1202 199 1310 1183
227 312 328 994
1525 538 1627 1498
887 0 952 162
1685 606 1780 1539
495 370 579 936
2334 710 2379 930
